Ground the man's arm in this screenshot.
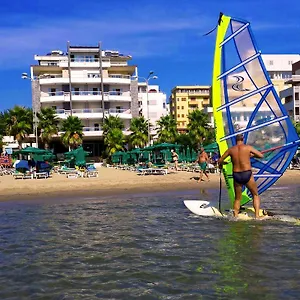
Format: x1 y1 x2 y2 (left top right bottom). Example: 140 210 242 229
218 149 230 168
250 146 264 159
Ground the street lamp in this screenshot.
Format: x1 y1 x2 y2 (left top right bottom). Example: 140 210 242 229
132 71 158 145
22 72 39 148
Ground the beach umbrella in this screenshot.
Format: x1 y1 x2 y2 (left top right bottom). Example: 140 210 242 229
204 142 218 153
152 143 180 150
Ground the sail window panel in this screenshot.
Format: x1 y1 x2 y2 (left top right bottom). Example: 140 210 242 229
232 22 256 61
263 89 284 118
220 64 268 108
221 34 243 74
274 151 292 173
246 120 286 151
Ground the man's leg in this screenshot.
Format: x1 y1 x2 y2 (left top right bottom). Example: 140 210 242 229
245 175 260 218
233 182 242 217
198 170 203 182
204 169 210 181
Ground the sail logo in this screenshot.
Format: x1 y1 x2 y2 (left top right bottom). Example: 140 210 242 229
232 76 250 92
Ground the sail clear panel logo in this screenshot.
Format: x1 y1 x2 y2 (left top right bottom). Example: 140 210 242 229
232 76 250 92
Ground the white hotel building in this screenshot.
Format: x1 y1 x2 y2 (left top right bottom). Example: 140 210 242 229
27 45 167 156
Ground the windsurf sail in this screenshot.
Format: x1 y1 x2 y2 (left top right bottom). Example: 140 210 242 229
212 13 300 207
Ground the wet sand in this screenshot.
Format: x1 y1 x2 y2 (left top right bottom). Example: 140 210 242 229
0 167 299 202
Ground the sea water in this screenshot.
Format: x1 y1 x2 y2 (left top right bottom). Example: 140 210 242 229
0 186 300 299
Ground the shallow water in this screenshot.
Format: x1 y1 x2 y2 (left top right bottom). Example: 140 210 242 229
0 186 300 299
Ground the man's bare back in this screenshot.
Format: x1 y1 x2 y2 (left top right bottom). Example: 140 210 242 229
228 144 263 172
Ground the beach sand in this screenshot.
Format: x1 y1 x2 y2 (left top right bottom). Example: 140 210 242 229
0 167 299 202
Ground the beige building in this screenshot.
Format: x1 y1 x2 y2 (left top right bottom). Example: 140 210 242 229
262 54 300 101
280 60 300 121
170 86 210 132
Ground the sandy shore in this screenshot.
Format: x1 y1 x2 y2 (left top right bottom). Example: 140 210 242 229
0 167 299 202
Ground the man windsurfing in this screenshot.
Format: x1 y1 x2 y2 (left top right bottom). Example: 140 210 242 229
218 134 264 218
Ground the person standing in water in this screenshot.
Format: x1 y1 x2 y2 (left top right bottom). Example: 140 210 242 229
195 147 210 182
218 134 264 218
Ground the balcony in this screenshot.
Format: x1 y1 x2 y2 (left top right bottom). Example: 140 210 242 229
55 108 132 119
40 91 132 103
82 126 103 137
39 73 132 85
285 75 300 84
59 58 111 68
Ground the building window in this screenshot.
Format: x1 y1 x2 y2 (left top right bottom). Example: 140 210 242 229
269 60 273 65
295 107 299 115
181 106 184 109
295 92 299 101
182 98 187 101
181 114 184 117
177 114 180 118
288 60 293 65
177 106 180 109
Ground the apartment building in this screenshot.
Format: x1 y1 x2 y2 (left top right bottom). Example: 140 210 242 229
138 83 168 126
170 86 210 132
29 45 167 156
262 54 300 99
280 60 300 122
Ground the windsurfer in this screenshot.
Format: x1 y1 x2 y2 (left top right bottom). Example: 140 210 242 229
218 134 264 218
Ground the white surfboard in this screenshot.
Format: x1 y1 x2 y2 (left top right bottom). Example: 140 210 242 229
183 200 225 217
183 200 270 220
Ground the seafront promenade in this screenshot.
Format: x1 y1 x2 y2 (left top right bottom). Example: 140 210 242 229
0 167 299 202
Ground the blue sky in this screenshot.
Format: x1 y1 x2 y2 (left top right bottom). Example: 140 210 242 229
0 0 300 110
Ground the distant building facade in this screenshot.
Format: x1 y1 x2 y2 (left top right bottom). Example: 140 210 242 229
280 60 300 122
262 54 300 99
170 86 211 132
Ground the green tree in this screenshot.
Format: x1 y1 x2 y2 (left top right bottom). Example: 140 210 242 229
37 107 59 149
156 115 178 143
5 106 33 149
187 110 212 149
293 121 300 137
102 115 124 134
104 128 126 156
102 115 125 156
129 116 148 148
0 111 9 136
61 116 83 150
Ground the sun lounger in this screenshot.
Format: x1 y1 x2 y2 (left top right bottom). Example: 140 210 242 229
137 168 168 175
67 173 78 178
34 172 49 179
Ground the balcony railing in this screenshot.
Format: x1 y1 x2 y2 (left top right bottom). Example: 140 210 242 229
40 74 131 80
55 108 131 115
83 126 102 131
46 90 127 97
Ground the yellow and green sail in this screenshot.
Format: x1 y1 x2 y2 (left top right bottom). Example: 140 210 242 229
212 13 299 208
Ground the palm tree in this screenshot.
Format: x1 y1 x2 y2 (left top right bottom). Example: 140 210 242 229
187 110 212 149
5 106 33 149
103 115 124 134
104 128 126 156
293 121 300 137
156 115 178 143
129 116 148 148
37 107 59 149
61 116 83 150
0 111 8 137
